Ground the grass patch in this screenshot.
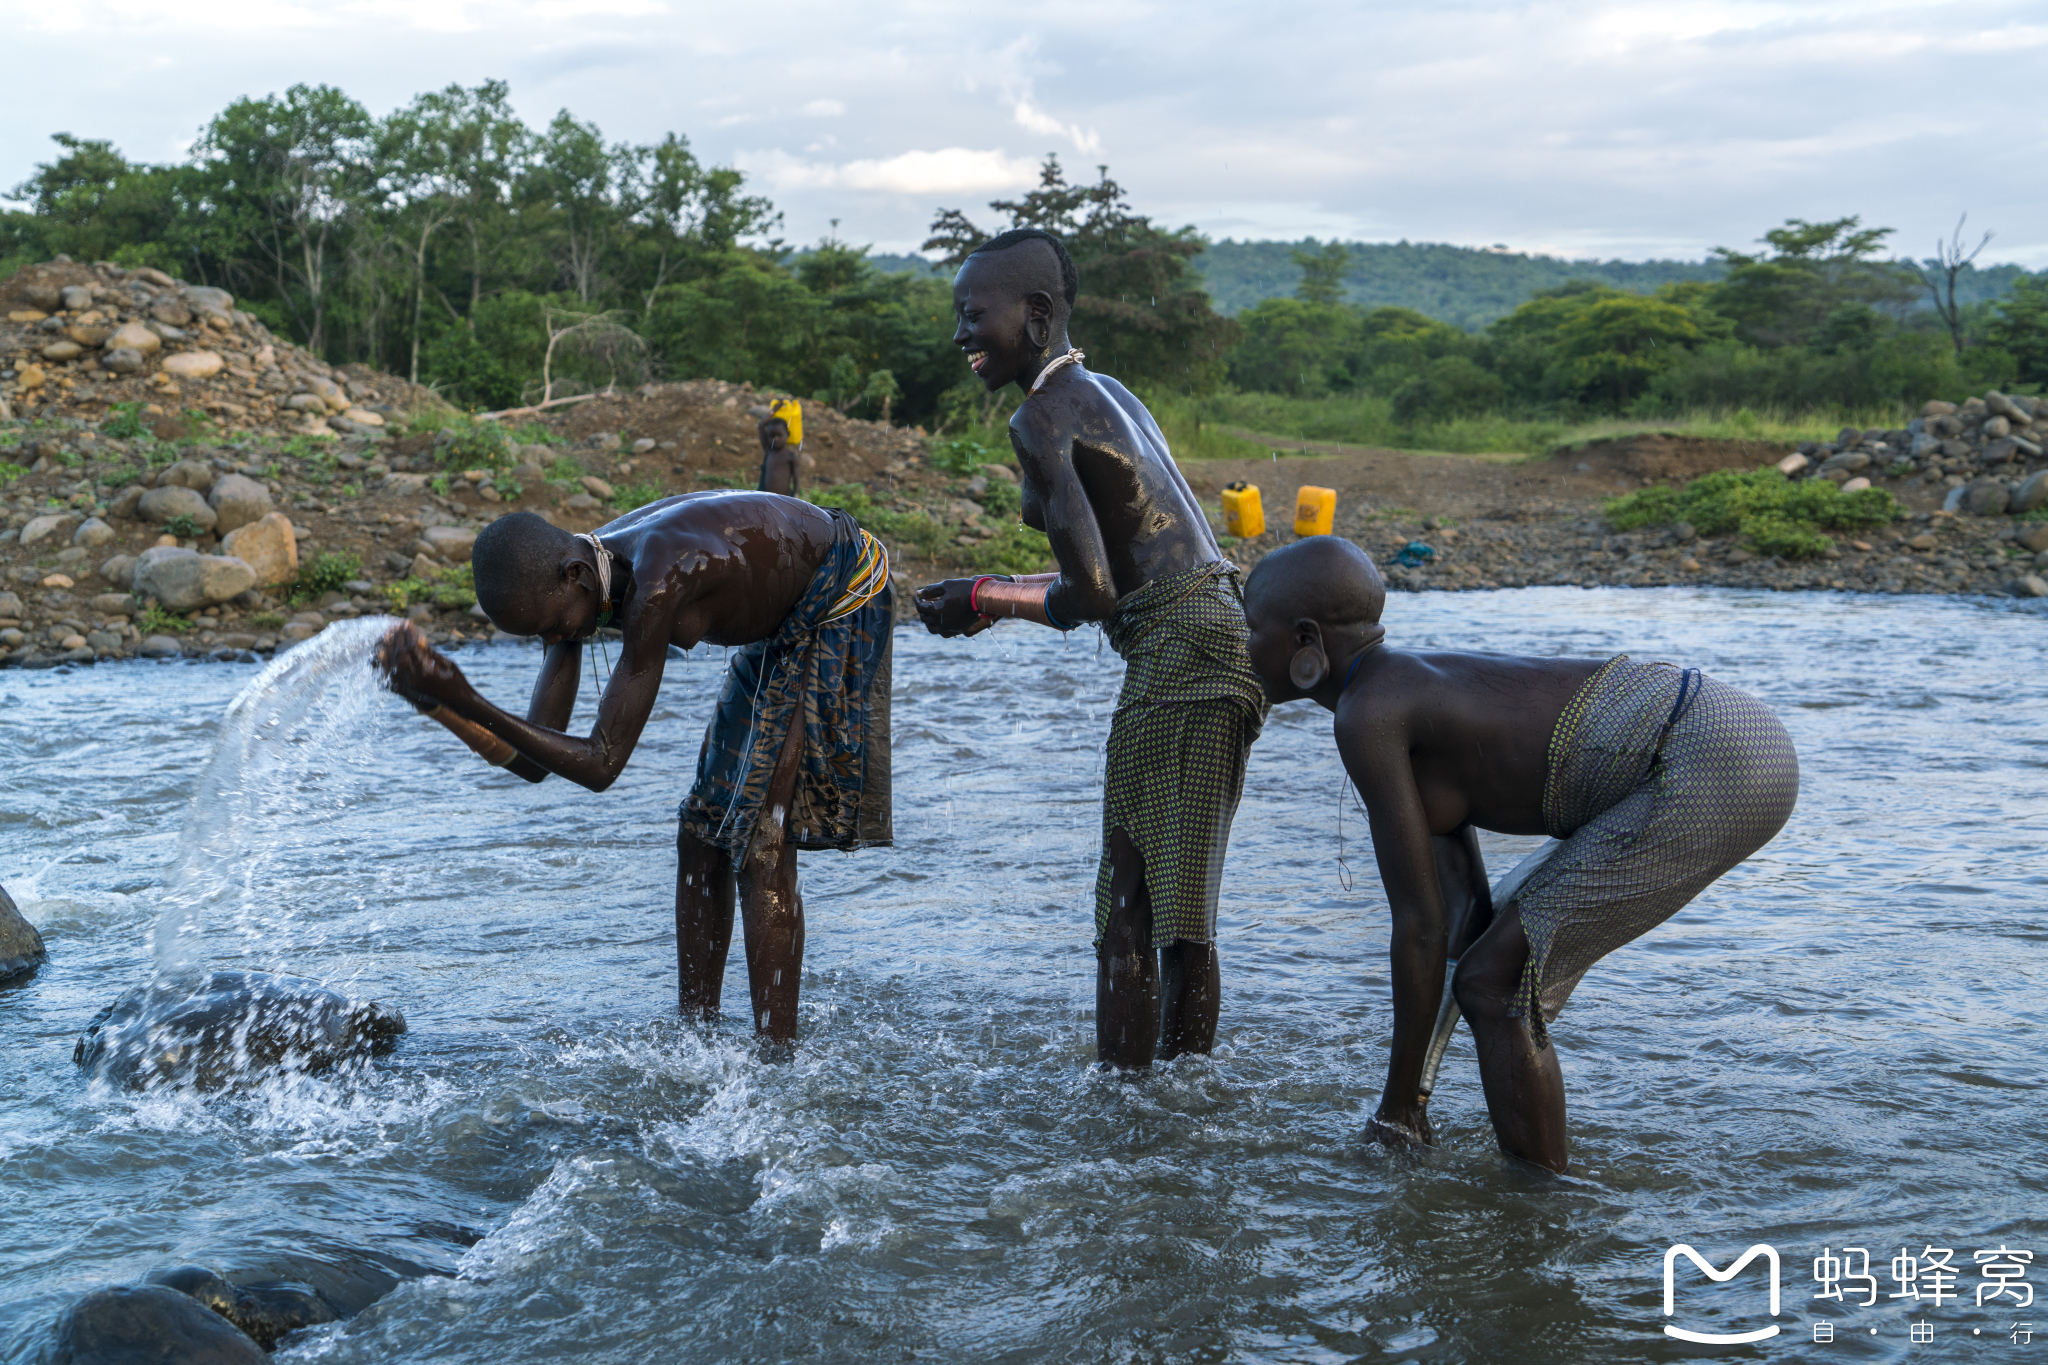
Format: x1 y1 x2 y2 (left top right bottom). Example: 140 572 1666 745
434 417 513 471
693 472 743 489
101 402 150 440
1144 393 1280 461
289 551 363 604
0 462 26 485
505 421 564 447
930 432 1004 476
1605 468 1904 558
611 480 666 511
1182 391 1914 460
544 454 586 483
136 605 190 635
248 611 285 629
382 563 476 611
809 483 949 560
972 520 1056 576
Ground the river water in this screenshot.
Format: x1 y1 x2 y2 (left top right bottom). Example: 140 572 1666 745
0 587 2042 1364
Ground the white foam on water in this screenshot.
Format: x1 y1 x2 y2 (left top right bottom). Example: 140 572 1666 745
153 617 405 969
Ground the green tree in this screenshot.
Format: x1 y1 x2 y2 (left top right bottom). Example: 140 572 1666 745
519 111 629 303
1291 240 1350 304
196 84 375 354
1229 296 1360 396
1987 275 2048 386
1548 294 1706 406
1708 217 1917 349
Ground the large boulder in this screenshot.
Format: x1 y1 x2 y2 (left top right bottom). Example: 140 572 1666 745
157 459 215 491
74 970 406 1091
19 513 78 549
71 517 115 549
59 284 94 311
207 474 273 535
219 512 298 587
143 1267 340 1352
98 554 138 590
162 351 224 380
1964 480 2011 517
182 285 235 318
132 546 255 611
138 485 218 533
0 883 47 983
104 321 162 356
422 525 477 563
150 297 194 327
48 1285 266 1365
2012 470 2048 516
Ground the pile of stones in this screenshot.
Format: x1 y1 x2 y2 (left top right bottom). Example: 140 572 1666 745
0 256 427 438
1775 392 2048 519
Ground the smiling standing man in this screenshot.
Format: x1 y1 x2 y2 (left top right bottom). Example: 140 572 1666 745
914 227 1267 1068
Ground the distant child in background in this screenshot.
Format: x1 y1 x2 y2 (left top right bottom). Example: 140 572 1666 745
1241 536 1797 1173
757 398 803 496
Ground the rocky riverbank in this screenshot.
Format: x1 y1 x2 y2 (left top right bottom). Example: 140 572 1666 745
3 255 2043 675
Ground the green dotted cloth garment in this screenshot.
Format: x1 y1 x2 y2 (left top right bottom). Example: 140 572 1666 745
1508 655 1800 1033
1093 560 1268 948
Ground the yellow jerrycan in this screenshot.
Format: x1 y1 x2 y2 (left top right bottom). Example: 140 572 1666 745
1294 485 1337 536
1221 481 1265 539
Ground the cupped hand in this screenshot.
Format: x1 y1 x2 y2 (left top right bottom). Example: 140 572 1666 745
913 578 997 638
374 620 469 712
1365 1102 1435 1152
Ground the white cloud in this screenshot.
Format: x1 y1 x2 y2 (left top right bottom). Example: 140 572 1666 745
749 147 1040 197
2 0 2046 261
1011 95 1099 156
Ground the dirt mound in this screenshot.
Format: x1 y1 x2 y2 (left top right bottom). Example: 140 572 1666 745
533 381 933 489
1541 434 1787 484
0 257 432 438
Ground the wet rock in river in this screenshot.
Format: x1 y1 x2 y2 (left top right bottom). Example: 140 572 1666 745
74 970 406 1091
0 882 48 983
144 1266 341 1352
48 1284 266 1365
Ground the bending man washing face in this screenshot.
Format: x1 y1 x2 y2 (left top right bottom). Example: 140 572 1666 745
1241 536 1797 1173
914 227 1267 1069
376 493 893 1043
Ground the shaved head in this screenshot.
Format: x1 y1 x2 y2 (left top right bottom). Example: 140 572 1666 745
965 228 1077 316
473 510 578 629
1245 535 1386 629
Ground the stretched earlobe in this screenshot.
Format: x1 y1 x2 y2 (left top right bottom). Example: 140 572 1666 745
1027 318 1050 350
1289 646 1328 691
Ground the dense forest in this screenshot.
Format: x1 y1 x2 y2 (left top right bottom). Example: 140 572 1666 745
4 80 2045 439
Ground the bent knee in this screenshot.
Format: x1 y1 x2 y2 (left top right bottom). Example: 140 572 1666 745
1452 953 1520 1020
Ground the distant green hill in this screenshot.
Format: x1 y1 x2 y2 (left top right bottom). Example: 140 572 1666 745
1194 240 1723 327
864 239 2041 333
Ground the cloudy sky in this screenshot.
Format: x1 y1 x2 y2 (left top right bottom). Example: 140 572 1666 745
4 0 2045 265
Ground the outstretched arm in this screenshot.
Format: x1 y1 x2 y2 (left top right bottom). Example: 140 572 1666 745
379 621 667 792
1336 712 1451 1143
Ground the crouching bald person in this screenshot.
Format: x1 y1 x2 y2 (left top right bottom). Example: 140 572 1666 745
376 494 893 1044
1242 536 1797 1172
914 227 1267 1069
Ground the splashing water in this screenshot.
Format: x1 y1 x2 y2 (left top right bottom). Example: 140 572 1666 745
152 617 405 969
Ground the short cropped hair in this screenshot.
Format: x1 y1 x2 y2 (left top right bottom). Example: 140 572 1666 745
472 511 574 620
970 227 1079 308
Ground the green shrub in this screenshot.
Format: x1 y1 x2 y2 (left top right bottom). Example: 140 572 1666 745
809 483 949 559
978 478 1022 519
102 402 150 439
930 432 1002 475
136 605 190 635
611 480 666 511
382 562 476 611
975 519 1056 576
506 421 564 447
290 551 364 603
543 454 586 483
435 417 513 471
1605 468 1902 557
0 462 26 485
161 513 205 538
